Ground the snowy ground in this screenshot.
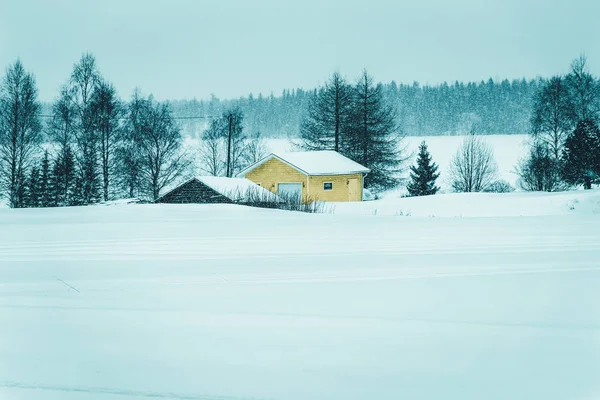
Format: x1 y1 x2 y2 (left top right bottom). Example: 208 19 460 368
1 196 600 400
333 188 600 218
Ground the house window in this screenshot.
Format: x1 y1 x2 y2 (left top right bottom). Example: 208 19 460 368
323 182 333 191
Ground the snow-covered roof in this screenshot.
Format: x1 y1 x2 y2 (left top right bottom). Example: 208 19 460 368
237 150 370 177
158 176 280 203
196 176 279 202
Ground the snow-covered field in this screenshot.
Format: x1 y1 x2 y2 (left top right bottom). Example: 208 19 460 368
189 134 529 192
1 193 600 400
333 188 600 218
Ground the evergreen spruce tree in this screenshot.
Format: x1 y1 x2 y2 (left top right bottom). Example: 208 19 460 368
39 151 54 207
25 166 41 207
347 70 406 191
406 141 440 196
79 148 101 203
562 118 600 189
299 72 354 153
71 175 85 206
53 144 76 206
116 142 142 198
51 161 61 206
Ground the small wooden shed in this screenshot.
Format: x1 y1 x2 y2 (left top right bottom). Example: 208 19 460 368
156 176 278 204
237 151 370 203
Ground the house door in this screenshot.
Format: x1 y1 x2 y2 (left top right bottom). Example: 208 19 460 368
348 178 359 201
278 183 302 202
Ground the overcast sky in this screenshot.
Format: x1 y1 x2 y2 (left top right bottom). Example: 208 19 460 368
1 0 599 102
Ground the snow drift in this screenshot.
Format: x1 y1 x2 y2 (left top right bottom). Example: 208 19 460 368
333 189 600 218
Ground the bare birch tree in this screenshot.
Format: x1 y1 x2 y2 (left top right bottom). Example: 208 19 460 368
69 53 102 204
116 89 144 198
0 60 42 208
198 119 225 176
515 140 562 192
90 80 123 201
531 76 573 160
133 96 191 201
566 55 600 124
449 132 498 192
47 86 78 205
244 131 268 165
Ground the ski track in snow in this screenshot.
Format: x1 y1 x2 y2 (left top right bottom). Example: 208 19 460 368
1 234 600 260
0 381 271 400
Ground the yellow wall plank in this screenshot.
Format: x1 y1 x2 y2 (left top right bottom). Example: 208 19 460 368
244 157 363 203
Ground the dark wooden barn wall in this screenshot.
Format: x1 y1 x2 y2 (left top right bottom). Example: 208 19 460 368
157 179 233 204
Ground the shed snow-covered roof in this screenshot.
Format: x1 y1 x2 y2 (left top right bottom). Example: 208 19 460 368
158 176 279 203
237 150 370 177
196 176 279 202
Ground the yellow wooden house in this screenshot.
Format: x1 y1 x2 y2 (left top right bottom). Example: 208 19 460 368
237 151 370 203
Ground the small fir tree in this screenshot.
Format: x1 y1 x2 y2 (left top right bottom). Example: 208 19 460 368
406 141 440 196
39 151 55 207
71 175 85 206
25 166 41 207
53 144 76 206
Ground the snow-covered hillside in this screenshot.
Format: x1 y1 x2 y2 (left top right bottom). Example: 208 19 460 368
1 197 599 400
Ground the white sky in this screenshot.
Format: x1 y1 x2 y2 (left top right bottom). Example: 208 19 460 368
1 0 599 101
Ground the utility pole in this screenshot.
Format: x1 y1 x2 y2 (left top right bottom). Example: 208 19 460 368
226 113 233 177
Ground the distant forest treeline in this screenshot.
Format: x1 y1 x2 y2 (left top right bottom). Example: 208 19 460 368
37 77 541 139
49 77 544 138
179 78 542 138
